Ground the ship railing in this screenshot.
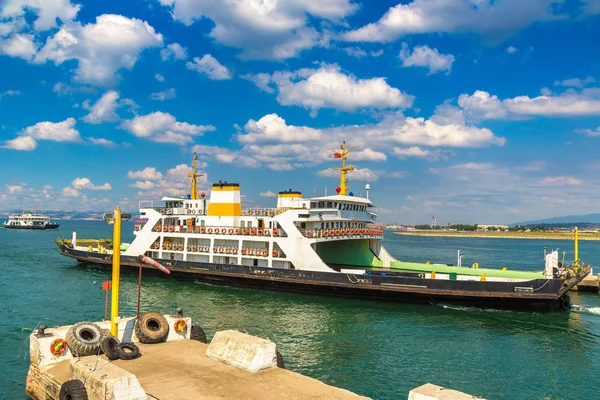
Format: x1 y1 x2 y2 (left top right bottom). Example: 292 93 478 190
152 241 287 258
275 207 309 215
300 228 384 239
242 208 277 217
151 224 288 237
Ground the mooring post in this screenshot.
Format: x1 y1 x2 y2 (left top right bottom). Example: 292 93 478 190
574 226 579 262
110 207 122 336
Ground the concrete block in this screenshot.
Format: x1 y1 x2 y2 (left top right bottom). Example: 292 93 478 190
206 330 277 372
30 329 73 368
408 383 484 400
70 356 148 400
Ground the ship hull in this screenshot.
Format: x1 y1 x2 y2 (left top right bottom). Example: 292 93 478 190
3 224 59 230
58 244 586 311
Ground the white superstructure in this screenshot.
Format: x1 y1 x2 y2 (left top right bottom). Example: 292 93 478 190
3 212 59 229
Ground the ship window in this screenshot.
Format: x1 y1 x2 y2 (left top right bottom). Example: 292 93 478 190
318 201 324 208
327 202 332 208
248 221 253 228
241 221 245 228
311 202 316 208
200 219 205 227
300 222 306 229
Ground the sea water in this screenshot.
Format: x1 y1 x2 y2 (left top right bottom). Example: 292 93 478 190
1 221 599 399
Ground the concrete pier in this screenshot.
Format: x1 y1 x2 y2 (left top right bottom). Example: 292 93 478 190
571 272 600 293
26 316 367 400
409 383 484 400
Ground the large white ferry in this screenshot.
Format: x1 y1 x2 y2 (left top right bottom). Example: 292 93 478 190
4 212 59 230
57 143 590 311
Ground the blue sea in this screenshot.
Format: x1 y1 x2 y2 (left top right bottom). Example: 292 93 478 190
1 221 599 399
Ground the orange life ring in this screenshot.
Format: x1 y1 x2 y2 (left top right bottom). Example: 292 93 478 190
324 230 329 237
186 209 191 214
273 249 279 257
258 229 264 236
273 229 278 237
235 228 240 235
232 248 238 254
241 248 247 255
262 249 268 257
50 338 66 355
264 230 270 236
174 319 187 333
160 209 165 215
207 228 213 234
134 225 139 231
228 229 234 234
226 248 231 254
251 229 256 235
187 245 191 251
243 228 248 235
307 231 313 238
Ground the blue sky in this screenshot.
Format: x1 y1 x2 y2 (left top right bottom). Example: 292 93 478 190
1 0 600 224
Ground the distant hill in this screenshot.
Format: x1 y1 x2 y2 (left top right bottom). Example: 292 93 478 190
513 213 600 226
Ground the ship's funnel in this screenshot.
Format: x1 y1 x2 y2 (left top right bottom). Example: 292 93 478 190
277 190 302 209
207 182 242 217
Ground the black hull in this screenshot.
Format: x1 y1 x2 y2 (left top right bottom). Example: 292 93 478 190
58 244 588 311
3 224 59 230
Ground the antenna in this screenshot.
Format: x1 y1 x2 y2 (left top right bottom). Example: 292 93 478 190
332 142 358 196
365 184 370 200
187 152 205 200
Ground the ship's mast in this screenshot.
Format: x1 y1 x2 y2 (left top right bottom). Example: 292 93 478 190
187 152 204 200
333 142 358 196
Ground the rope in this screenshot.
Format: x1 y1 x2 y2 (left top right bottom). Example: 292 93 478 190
532 279 551 292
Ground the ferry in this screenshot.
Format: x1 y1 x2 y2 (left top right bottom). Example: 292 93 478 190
4 212 59 230
56 143 590 311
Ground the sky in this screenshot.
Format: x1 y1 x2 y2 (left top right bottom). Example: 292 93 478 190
1 0 600 225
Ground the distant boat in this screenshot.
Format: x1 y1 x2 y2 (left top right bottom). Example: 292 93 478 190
3 212 59 230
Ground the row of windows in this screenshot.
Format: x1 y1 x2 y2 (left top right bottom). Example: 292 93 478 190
310 201 367 212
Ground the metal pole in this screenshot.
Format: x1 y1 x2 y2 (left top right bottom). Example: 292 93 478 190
110 207 122 336
574 226 579 262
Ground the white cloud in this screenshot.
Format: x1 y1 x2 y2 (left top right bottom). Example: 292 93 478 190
154 73 165 82
241 73 274 93
0 89 21 99
21 117 81 142
399 43 455 74
186 54 232 80
260 191 277 197
71 177 112 190
160 42 187 60
238 114 321 144
389 171 406 179
506 46 517 54
342 47 367 58
553 76 596 88
149 88 176 101
35 14 163 86
0 33 37 60
1 0 80 31
6 184 24 193
316 168 380 182
156 0 358 60
52 82 97 96
127 167 164 180
2 135 37 151
131 180 156 190
82 91 120 124
393 146 451 161
62 187 79 197
575 126 600 137
87 137 117 147
120 111 215 145
343 0 563 43
458 90 508 121
539 176 583 186
352 148 387 162
246 64 414 116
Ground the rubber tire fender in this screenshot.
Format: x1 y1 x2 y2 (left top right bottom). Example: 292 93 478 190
560 295 571 311
190 325 207 343
135 312 169 344
100 336 121 361
118 342 141 360
59 379 88 400
65 322 103 357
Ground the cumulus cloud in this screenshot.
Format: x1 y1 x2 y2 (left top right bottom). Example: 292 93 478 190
156 0 358 60
343 0 564 43
1 0 80 31
554 76 596 88
539 176 583 186
0 89 20 99
186 54 232 80
71 177 112 190
458 90 508 121
260 191 277 197
393 146 450 161
575 126 600 137
245 64 413 116
399 43 455 74
506 46 517 54
154 73 165 82
2 135 37 151
120 111 215 145
0 33 37 60
342 47 367 58
160 42 187 60
149 88 176 101
82 91 120 124
62 187 79 197
35 14 163 86
21 117 81 142
127 167 163 180
87 137 118 147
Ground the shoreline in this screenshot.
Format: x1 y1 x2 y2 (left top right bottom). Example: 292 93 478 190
392 231 600 241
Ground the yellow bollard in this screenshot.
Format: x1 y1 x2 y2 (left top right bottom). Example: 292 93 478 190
431 271 436 279
110 207 122 337
574 226 579 262
481 274 486 282
88 245 92 252
502 267 507 271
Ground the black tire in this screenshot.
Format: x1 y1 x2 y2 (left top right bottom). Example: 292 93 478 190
135 312 169 344
100 336 121 360
276 350 285 369
118 342 141 360
59 379 88 400
190 325 207 343
65 322 103 357
560 295 571 311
